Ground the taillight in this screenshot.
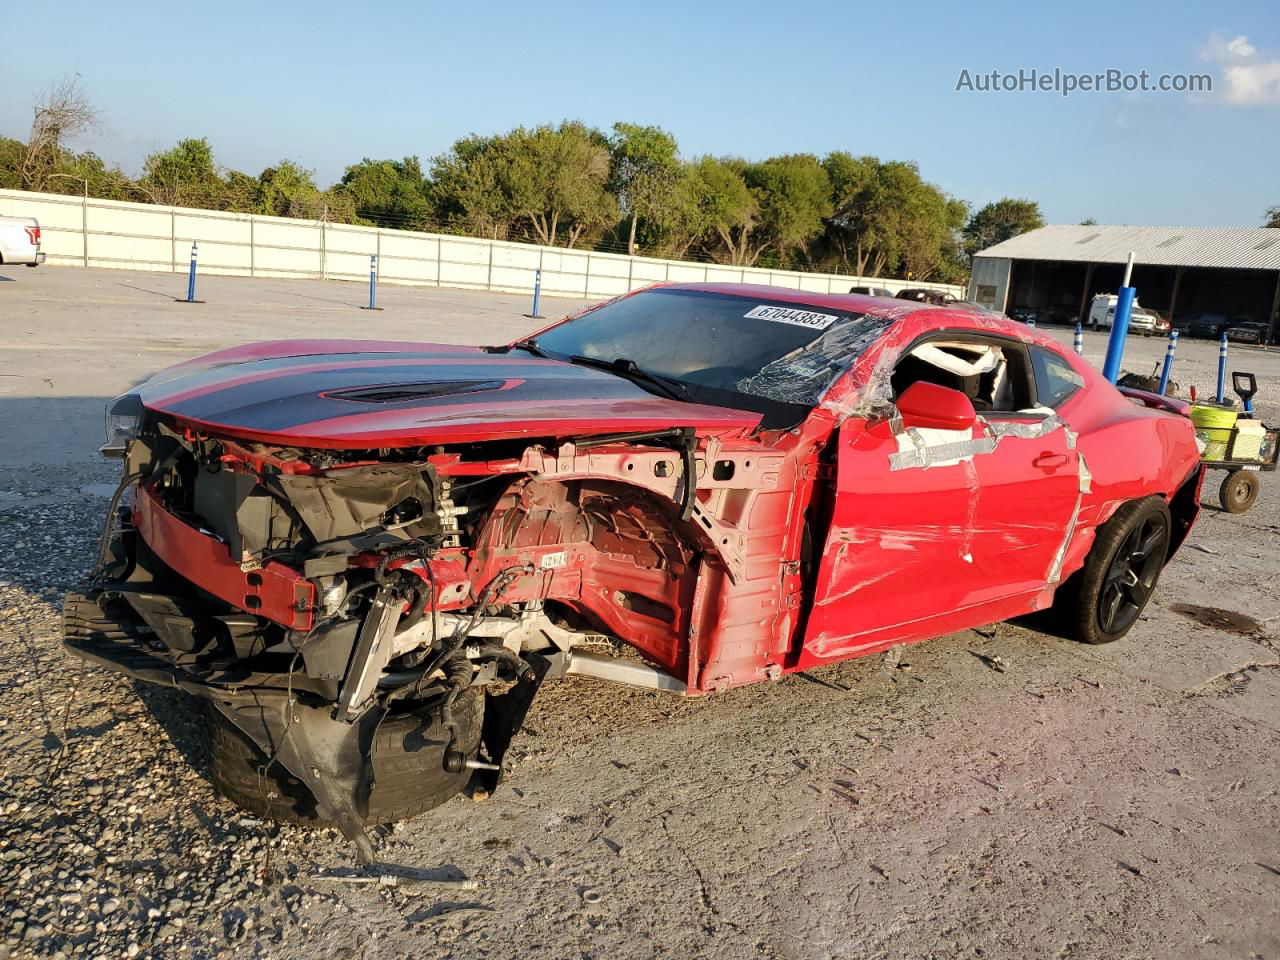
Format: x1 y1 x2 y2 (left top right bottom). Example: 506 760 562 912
24 226 40 245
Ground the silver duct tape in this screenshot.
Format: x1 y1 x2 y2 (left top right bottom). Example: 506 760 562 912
1046 453 1092 584
889 433 999 470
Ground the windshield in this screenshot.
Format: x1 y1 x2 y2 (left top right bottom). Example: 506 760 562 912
532 289 892 422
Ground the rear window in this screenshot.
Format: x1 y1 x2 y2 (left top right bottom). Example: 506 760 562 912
1029 345 1085 408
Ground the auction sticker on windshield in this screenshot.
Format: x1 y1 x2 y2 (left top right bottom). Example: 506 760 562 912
744 305 841 330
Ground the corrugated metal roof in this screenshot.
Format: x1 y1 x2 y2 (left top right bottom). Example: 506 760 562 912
974 224 1280 271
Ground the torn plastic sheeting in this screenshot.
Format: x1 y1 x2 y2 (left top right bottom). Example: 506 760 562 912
736 314 894 406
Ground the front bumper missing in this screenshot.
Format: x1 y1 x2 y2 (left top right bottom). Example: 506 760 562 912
133 485 315 630
63 589 378 859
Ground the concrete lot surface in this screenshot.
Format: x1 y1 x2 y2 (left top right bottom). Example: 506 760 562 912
1 266 1278 959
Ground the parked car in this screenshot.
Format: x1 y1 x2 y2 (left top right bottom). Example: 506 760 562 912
1007 306 1039 325
848 285 895 297
1224 319 1271 345
1087 293 1145 331
1184 314 1227 339
896 288 956 306
1128 307 1169 337
0 215 46 267
64 283 1203 855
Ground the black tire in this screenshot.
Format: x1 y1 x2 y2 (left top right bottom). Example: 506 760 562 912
1219 471 1260 514
1065 497 1172 645
203 690 483 827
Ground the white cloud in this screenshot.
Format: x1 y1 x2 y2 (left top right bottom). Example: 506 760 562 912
1200 32 1280 106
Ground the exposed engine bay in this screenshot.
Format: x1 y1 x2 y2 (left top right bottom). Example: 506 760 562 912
66 409 785 858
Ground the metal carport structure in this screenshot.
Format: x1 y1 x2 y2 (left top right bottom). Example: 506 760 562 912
969 225 1280 341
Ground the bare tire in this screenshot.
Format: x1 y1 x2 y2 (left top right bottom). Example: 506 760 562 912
203 690 483 826
1066 497 1171 645
1219 471 1259 514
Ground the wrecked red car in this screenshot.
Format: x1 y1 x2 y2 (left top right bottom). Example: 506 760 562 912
63 283 1202 856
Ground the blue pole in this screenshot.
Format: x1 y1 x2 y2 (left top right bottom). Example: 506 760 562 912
186 241 198 302
1157 329 1178 395
1073 322 1084 355
1216 333 1228 403
531 268 543 318
1101 286 1136 384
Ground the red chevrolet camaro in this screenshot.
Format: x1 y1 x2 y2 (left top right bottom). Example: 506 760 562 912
64 283 1202 856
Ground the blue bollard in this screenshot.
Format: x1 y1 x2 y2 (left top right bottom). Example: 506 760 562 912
361 254 383 311
1101 286 1136 384
1073 322 1084 355
1216 332 1228 403
176 241 203 303
1157 329 1178 395
528 269 543 319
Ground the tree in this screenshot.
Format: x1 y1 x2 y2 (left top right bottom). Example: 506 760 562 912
430 134 521 239
255 161 358 222
338 157 431 229
963 198 1045 256
609 123 680 255
1079 217 1098 225
21 75 101 192
743 154 832 267
139 138 225 207
510 122 617 248
684 157 757 265
823 155 952 278
1265 207 1280 228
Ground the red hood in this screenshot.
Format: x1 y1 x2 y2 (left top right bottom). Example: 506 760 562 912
135 340 763 448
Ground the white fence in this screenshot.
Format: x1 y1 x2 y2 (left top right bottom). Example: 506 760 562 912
0 188 965 301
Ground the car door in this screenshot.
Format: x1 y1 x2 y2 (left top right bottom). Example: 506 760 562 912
798 414 990 669
797 337 1083 670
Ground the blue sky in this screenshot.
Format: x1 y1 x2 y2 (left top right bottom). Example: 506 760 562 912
3 0 1277 227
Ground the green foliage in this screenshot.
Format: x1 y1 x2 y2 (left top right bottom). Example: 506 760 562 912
609 123 681 254
1265 207 1280 229
254 161 359 222
430 122 616 247
338 157 431 229
3 105 1051 283
140 137 224 207
963 198 1045 256
0 136 27 190
743 154 832 266
822 154 964 280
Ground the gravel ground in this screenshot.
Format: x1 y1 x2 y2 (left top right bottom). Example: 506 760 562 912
2 267 1279 959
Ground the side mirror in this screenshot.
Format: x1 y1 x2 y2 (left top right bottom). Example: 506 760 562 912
896 381 977 431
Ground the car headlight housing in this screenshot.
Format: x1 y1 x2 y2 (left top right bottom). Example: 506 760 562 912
101 393 143 459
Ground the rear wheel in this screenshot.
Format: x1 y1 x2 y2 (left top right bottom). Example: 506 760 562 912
203 690 483 826
1219 470 1260 514
1065 498 1171 645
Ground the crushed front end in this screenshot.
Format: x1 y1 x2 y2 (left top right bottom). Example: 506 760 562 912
63 396 785 856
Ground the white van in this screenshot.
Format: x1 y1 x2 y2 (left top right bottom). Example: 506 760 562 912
0 216 46 267
1087 293 1142 331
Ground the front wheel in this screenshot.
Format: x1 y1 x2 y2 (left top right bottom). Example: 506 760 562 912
1066 497 1171 645
203 689 483 826
1220 470 1260 514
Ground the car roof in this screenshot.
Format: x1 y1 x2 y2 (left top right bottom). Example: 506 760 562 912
647 281 1056 344
655 281 925 314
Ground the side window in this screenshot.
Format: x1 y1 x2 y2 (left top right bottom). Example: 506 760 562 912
890 339 1034 413
1030 346 1085 408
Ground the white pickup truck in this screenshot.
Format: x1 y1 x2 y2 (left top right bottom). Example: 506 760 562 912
0 216 47 267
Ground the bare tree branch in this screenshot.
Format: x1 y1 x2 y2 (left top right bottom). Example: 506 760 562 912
22 75 101 192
